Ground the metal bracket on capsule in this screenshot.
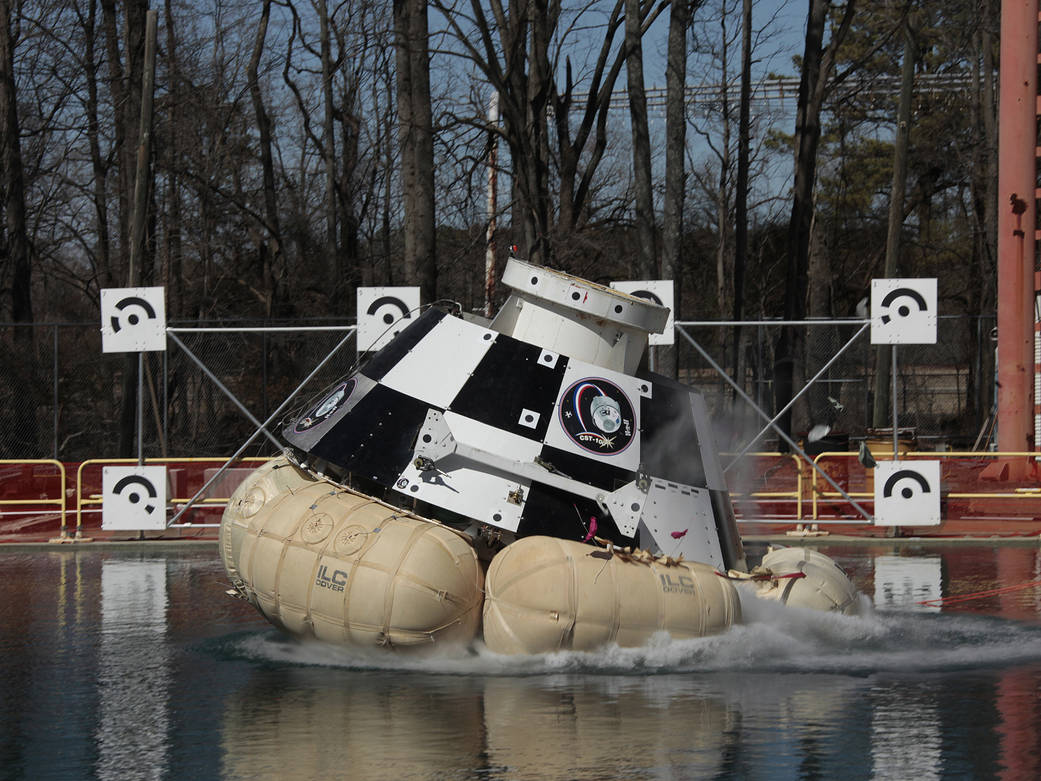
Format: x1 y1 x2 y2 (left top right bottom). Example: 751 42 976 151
411 409 646 535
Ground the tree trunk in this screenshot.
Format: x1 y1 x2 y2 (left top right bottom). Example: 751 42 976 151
86 0 114 290
0 0 31 330
715 8 732 309
872 18 916 428
319 0 339 289
162 0 183 315
662 0 693 379
409 0 436 301
0 0 38 456
394 0 437 300
732 0 752 390
248 0 283 317
806 217 834 429
127 9 157 287
968 0 998 435
774 0 854 447
625 0 656 279
525 0 554 265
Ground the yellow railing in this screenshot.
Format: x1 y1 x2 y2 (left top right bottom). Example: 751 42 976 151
810 450 1041 522
73 457 270 539
0 459 67 535
5 451 1039 537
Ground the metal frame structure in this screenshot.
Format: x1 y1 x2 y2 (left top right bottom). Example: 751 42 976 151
163 325 357 525
674 320 876 521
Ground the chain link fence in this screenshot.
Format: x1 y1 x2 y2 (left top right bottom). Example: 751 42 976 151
668 314 995 453
0 314 997 462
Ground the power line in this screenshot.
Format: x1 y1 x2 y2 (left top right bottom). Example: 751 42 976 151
574 73 984 113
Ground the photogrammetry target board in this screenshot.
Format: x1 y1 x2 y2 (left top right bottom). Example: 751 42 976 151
100 287 167 353
102 466 168 530
874 461 941 526
870 278 937 345
356 286 421 353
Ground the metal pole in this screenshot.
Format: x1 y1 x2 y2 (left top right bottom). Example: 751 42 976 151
675 326 874 521
137 352 144 465
996 0 1038 455
52 325 58 460
262 330 269 422
162 345 168 456
891 344 899 460
166 332 283 450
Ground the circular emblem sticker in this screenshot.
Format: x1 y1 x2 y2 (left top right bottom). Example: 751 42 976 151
294 378 356 432
558 378 636 455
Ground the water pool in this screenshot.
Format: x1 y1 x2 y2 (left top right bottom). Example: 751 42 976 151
2 543 1040 780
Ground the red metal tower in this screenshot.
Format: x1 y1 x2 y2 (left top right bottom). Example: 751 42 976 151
996 0 1040 463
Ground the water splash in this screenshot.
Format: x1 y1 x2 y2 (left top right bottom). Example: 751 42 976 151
222 598 1041 677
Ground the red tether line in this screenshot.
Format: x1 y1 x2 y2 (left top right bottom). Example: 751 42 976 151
917 579 1041 607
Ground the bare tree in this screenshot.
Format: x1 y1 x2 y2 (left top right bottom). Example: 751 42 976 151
436 0 664 268
731 0 751 387
100 0 149 283
872 15 916 428
660 0 697 378
319 0 338 283
773 0 855 445
248 0 285 316
0 0 31 334
0 0 37 457
395 0 437 300
625 0 656 278
662 0 695 285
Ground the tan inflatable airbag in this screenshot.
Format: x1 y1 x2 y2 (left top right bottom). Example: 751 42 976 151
483 536 740 654
221 458 484 649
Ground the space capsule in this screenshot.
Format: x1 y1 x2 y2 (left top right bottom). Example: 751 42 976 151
220 258 861 653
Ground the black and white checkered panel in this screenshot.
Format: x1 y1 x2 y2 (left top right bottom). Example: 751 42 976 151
357 306 448 382
448 336 567 443
377 312 497 409
301 383 431 486
285 306 735 556
282 373 380 453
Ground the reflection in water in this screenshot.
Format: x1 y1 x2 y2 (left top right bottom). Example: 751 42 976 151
873 554 943 612
219 670 738 780
480 677 731 780
3 546 1041 779
871 684 941 780
96 560 170 781
221 669 486 780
